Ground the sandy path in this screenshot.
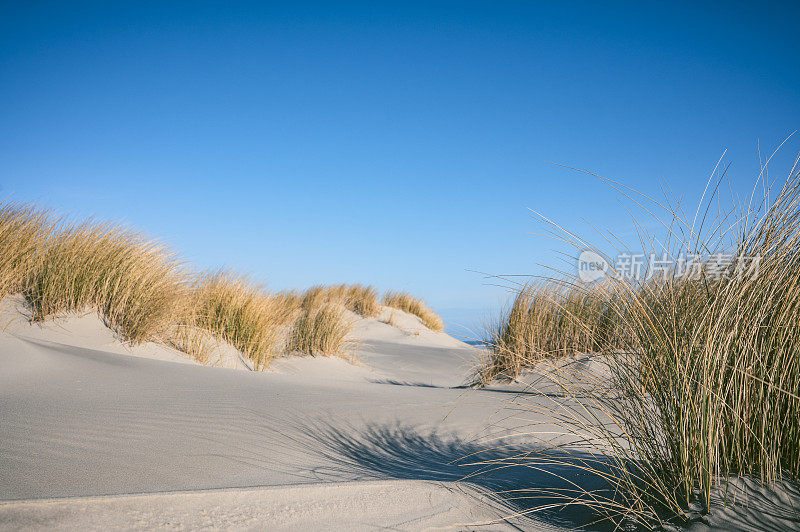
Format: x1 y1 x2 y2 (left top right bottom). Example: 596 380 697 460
0 309 573 530
0 481 523 531
1 334 505 500
3 306 793 530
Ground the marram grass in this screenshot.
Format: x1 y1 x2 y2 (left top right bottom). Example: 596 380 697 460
480 158 800 528
300 283 380 318
477 282 621 384
383 291 444 331
190 270 299 370
0 202 438 368
0 204 53 300
27 220 189 344
167 323 215 365
286 302 353 357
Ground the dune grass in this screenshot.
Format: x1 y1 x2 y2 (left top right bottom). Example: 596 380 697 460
477 282 620 384
190 275 363 366
382 291 444 331
481 157 800 528
26 220 189 344
286 302 353 357
0 204 53 300
190 271 300 370
344 284 381 317
301 283 380 318
379 311 398 327
166 323 215 365
0 202 441 368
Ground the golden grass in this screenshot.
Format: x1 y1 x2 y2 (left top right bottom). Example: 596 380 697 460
26 220 188 344
166 323 215 365
190 270 298 370
0 202 444 368
481 155 800 528
382 291 444 331
0 204 53 299
379 311 398 327
286 302 353 357
301 283 380 317
477 282 621 384
344 284 380 317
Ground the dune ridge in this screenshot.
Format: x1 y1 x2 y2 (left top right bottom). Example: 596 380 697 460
0 202 445 370
476 162 800 528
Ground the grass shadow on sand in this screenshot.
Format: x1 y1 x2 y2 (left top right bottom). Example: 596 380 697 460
293 420 622 531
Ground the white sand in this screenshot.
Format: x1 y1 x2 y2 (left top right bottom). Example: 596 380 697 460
1 296 796 530
0 481 518 531
0 297 540 530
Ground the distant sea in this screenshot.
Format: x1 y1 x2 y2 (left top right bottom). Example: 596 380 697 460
461 339 488 347
438 307 489 342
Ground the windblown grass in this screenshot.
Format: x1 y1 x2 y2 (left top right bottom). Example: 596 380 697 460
27 220 188 344
0 202 440 368
383 291 444 331
1 209 440 363
190 271 298 370
301 283 380 318
0 204 53 299
481 154 800 528
344 284 381 317
286 302 353 357
190 275 358 364
167 323 215 365
477 282 620 384
379 312 398 327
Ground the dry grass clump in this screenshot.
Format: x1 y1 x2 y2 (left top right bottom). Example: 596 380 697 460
602 172 800 524
379 312 398 327
484 155 800 528
300 285 330 311
190 271 298 370
26 221 188 344
300 283 380 317
0 204 53 299
286 302 353 356
0 202 434 368
477 283 621 384
382 291 444 331
166 323 215 365
343 284 380 317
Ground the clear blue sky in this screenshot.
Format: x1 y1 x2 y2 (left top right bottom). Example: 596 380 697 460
1 1 798 336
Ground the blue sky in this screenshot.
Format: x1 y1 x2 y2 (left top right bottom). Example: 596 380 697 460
1 1 798 336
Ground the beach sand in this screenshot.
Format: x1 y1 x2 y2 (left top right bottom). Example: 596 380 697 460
0 296 537 530
1 296 797 530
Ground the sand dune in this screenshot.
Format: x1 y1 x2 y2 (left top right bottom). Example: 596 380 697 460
0 297 544 530
0 481 522 532
1 297 796 530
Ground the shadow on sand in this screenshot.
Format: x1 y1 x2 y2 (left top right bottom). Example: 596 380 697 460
369 378 597 399
293 420 623 531
292 420 800 531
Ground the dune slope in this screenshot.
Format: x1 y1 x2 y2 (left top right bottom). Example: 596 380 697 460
0 299 547 531
2 300 795 531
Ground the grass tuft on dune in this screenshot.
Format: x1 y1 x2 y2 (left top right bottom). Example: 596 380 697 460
477 282 620 384
0 202 441 368
286 303 353 357
382 291 444 331
167 323 216 365
479 158 800 528
26 220 188 344
190 271 299 370
0 204 53 300
477 281 621 384
301 284 380 318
